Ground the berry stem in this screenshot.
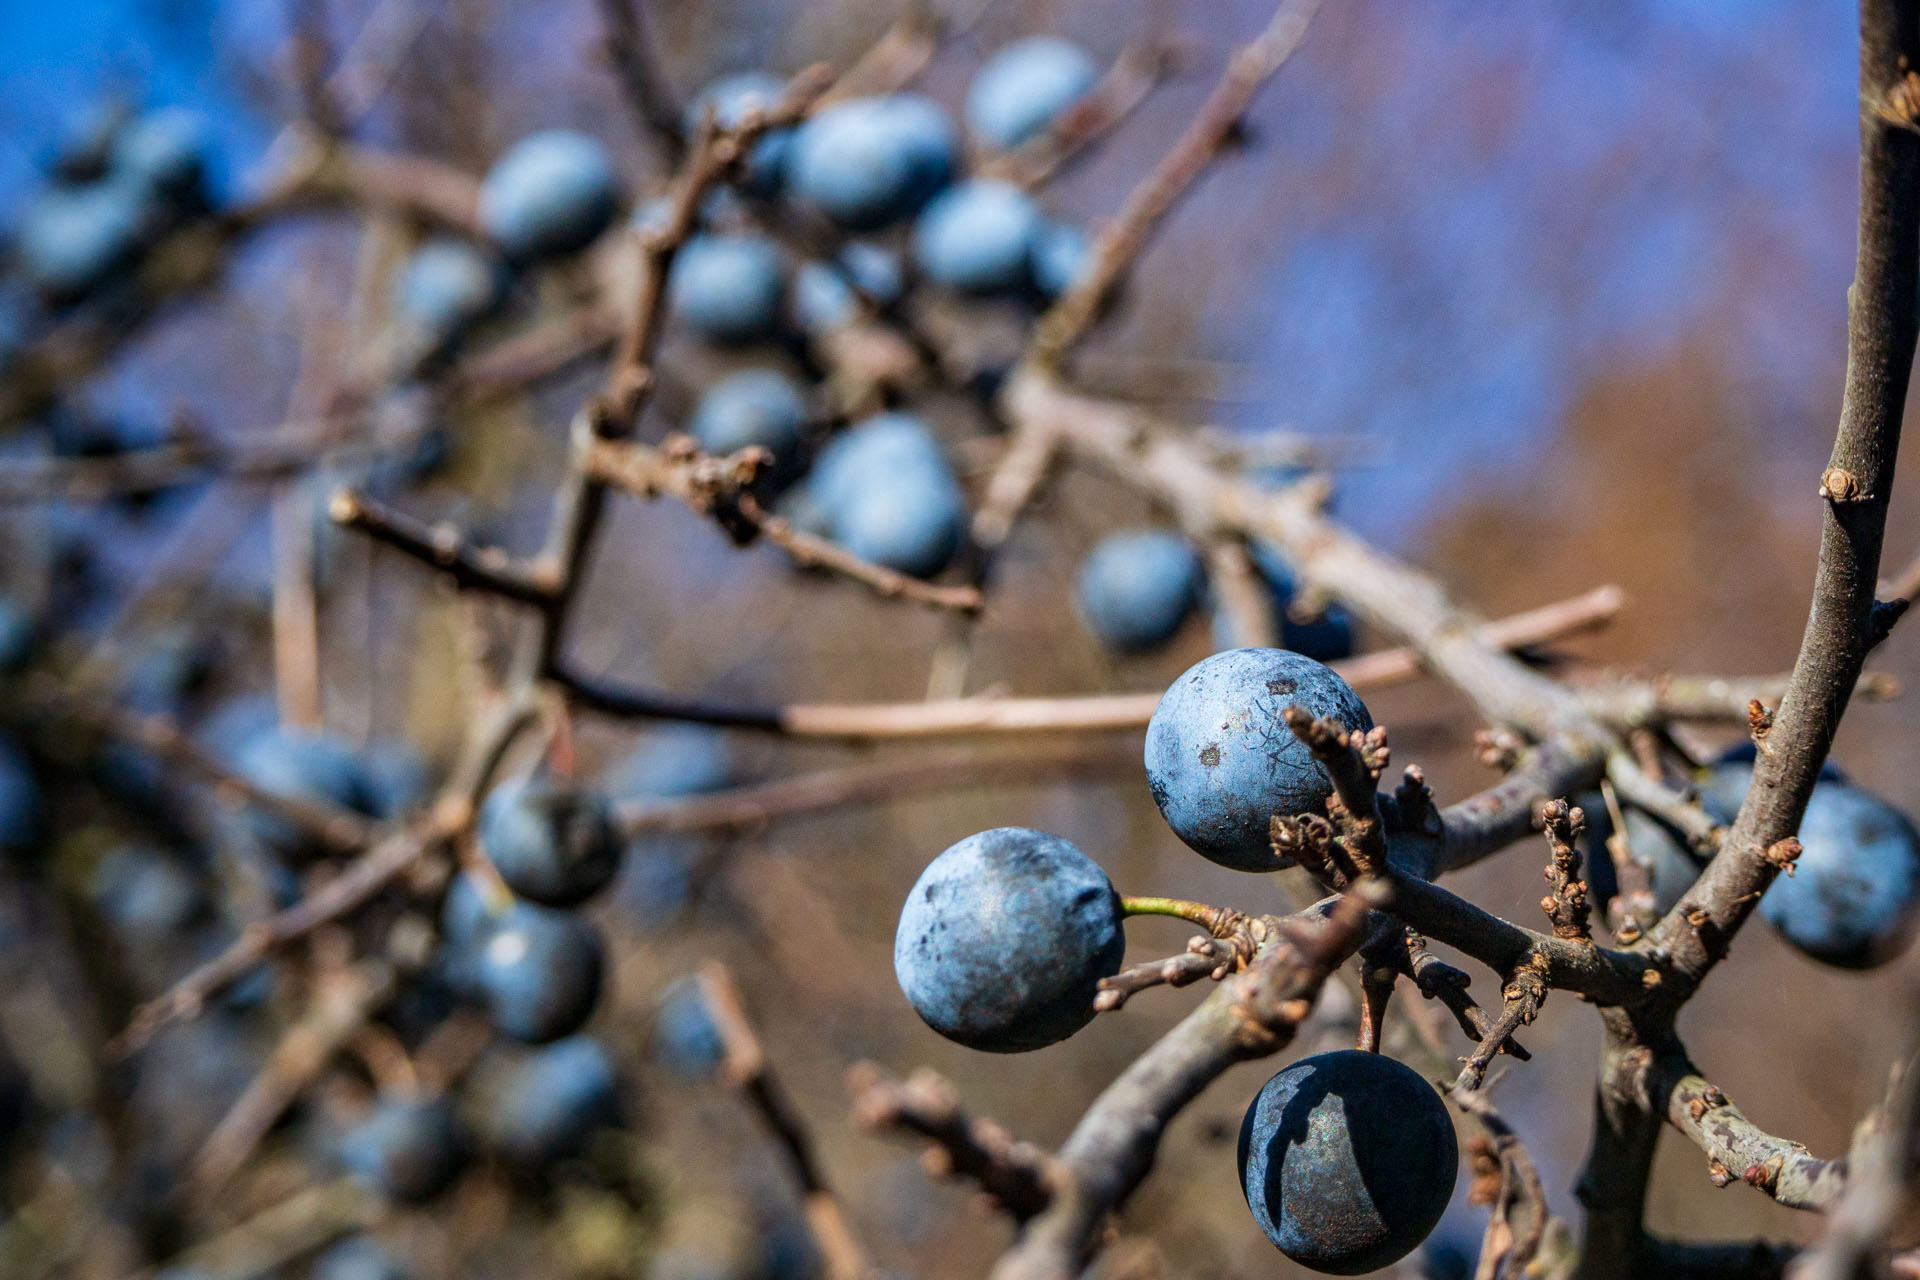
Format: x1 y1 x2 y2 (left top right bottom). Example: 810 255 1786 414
1120 896 1233 930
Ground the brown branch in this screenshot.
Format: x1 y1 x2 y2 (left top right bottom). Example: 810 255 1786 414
981 44 1175 190
989 883 1383 1280
561 585 1623 738
615 739 1138 837
1648 0 1920 1003
1204 539 1280 648
1283 708 1388 874
185 959 395 1206
329 488 559 605
848 1063 1056 1221
1450 1086 1551 1280
1400 933 1531 1064
814 8 940 107
1454 966 1546 1093
1661 1062 1849 1211
1538 799 1593 943
699 964 872 1280
1027 0 1324 365
1576 668 1901 727
595 0 687 165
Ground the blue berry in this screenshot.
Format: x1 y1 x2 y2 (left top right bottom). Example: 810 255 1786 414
790 241 905 334
231 725 380 858
17 180 148 302
834 470 967 578
894 827 1124 1052
479 131 621 262
478 1036 621 1165
312 1236 411 1280
475 902 605 1042
807 412 967 578
339 1096 463 1201
0 735 46 860
687 72 793 196
1031 220 1091 298
1075 529 1203 653
1703 761 1920 969
669 233 786 343
912 179 1043 294
394 238 504 350
789 95 957 230
690 368 808 463
652 975 727 1079
1237 1050 1456 1274
480 776 622 908
608 727 734 925
111 107 210 206
1144 648 1373 872
965 36 1098 149
87 845 203 947
1233 543 1356 662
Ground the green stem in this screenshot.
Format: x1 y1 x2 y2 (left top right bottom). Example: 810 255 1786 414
1120 896 1231 929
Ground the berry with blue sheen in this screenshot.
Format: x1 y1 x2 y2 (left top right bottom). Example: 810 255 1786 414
339 1096 463 1201
1075 529 1204 653
669 233 786 343
807 412 967 578
17 180 148 301
1145 648 1373 872
1237 1050 1456 1274
790 95 957 230
362 739 431 819
480 776 622 908
394 238 504 349
690 368 808 463
791 241 905 334
231 724 380 858
87 845 203 947
965 36 1099 149
312 1236 411 1280
478 130 621 262
476 902 606 1042
1239 542 1356 662
835 469 967 578
479 1035 620 1165
1702 758 1920 969
894 827 1124 1052
912 179 1043 294
111 107 210 205
609 726 734 925
652 975 727 1079
1031 220 1090 298
687 72 793 196
0 736 45 860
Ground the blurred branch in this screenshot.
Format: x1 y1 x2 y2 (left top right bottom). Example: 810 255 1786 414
595 0 688 165
700 964 873 1280
848 1063 1057 1221
1027 0 1323 366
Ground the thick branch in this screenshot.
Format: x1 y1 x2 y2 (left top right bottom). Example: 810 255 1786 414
1651 0 1920 997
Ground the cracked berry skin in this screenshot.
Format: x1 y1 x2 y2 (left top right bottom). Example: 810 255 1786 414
480 777 622 908
894 827 1124 1053
1145 648 1372 872
1237 1050 1456 1274
475 903 605 1043
339 1096 463 1202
